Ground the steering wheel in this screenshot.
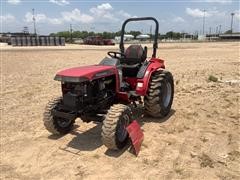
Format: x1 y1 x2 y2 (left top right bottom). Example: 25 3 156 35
107 51 126 59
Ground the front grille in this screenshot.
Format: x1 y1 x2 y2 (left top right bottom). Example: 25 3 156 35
63 92 78 108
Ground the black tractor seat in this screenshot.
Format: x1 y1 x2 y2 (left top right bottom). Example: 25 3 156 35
121 45 147 77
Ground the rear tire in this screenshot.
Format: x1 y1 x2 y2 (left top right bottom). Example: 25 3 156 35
43 97 75 135
102 104 132 150
144 70 174 117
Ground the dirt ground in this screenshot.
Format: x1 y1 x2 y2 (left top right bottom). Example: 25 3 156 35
1 42 239 179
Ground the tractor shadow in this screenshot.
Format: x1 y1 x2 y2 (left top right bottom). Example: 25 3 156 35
48 123 103 154
104 142 131 158
48 109 175 156
66 123 103 152
48 124 80 140
66 123 131 157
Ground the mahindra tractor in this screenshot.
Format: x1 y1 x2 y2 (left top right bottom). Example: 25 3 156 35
43 17 174 150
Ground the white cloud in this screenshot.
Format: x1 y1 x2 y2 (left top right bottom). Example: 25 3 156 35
0 14 15 22
24 12 63 25
57 3 136 26
25 8 95 25
186 7 227 19
89 3 137 24
96 3 113 10
61 9 94 23
49 0 69 6
25 12 47 23
21 3 135 29
117 10 132 18
204 0 232 4
173 17 185 22
7 0 21 5
48 18 63 25
234 10 240 21
90 3 117 21
186 8 212 17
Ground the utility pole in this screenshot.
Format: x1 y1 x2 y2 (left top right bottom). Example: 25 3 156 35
230 13 235 33
32 8 36 35
23 26 29 34
202 9 206 35
216 26 218 35
70 24 73 43
219 25 221 34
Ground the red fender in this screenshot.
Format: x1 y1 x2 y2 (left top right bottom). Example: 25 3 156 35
136 58 165 96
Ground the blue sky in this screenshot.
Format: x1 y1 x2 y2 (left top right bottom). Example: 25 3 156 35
1 0 240 35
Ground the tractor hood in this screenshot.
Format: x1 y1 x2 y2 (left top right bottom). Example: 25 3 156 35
54 65 116 83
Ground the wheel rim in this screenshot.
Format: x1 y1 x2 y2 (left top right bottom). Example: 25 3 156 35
56 117 72 128
116 114 129 142
163 81 172 108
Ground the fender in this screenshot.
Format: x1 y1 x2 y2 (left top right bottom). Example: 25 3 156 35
136 58 165 96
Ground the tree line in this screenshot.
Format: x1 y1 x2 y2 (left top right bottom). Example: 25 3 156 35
50 31 142 40
51 30 219 41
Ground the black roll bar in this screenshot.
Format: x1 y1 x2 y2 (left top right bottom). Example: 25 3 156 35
119 17 159 58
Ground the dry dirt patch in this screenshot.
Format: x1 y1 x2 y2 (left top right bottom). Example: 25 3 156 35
1 42 239 179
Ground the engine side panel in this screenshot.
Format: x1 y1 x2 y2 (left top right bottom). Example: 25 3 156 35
60 74 118 117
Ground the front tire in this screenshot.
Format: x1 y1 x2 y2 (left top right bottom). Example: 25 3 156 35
144 70 174 117
102 104 132 150
43 97 75 135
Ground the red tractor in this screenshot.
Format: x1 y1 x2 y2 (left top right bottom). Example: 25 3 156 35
84 36 115 45
83 36 104 45
43 17 174 150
